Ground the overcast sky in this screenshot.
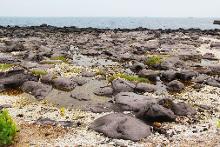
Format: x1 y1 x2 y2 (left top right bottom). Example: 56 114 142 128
0 0 219 17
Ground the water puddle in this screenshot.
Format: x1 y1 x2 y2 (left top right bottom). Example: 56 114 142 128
45 79 110 109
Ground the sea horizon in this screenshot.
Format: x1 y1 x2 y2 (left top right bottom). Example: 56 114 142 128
0 17 220 29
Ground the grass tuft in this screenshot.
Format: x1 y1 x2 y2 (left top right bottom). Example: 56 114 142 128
95 69 106 76
31 69 48 76
108 73 149 83
51 56 68 63
0 64 13 71
145 55 162 66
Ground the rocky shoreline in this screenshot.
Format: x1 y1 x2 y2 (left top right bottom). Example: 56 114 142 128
0 26 220 146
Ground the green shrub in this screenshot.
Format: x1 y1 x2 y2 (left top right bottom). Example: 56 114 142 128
108 73 149 83
31 69 48 76
51 56 68 63
0 64 13 71
0 109 17 146
145 56 162 66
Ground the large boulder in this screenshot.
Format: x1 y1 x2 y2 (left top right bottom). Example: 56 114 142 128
52 77 77 91
138 69 160 81
94 86 113 97
210 42 220 48
0 68 34 89
167 80 185 92
4 41 26 52
89 113 152 141
81 71 96 77
112 78 135 93
160 57 185 70
40 74 54 85
202 53 218 60
135 83 156 93
70 77 87 86
130 62 146 73
176 70 198 81
208 65 220 75
0 53 19 63
21 81 52 99
114 92 155 111
172 102 196 116
192 74 210 84
136 103 176 122
205 79 220 88
158 98 196 116
160 70 177 82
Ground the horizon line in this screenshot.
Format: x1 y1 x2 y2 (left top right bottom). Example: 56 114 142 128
0 16 220 19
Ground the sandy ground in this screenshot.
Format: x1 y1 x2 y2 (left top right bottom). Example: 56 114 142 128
0 84 220 146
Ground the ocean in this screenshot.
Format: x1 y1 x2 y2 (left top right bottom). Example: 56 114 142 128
0 17 220 30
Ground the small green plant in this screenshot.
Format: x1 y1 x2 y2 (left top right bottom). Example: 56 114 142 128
217 120 220 128
108 73 149 83
51 56 68 63
145 55 162 66
95 69 106 76
60 107 65 117
31 69 48 76
0 64 13 71
0 109 17 146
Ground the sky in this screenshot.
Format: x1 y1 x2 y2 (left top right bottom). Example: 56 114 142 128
0 0 219 17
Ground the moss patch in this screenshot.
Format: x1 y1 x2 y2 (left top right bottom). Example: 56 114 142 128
108 73 149 83
51 56 68 63
31 69 48 76
145 55 162 66
0 64 13 71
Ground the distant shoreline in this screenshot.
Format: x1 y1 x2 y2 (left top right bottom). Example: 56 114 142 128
0 25 220 33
